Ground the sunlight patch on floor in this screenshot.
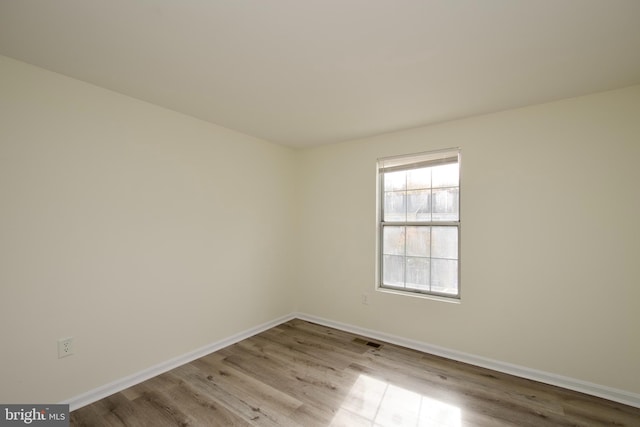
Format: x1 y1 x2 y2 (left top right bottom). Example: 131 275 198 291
330 374 461 427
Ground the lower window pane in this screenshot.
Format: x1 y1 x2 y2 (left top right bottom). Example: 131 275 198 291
383 226 405 255
383 255 405 286
406 257 430 291
406 226 430 257
431 227 458 260
431 259 458 294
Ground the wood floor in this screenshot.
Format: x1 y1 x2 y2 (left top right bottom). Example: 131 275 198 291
70 319 640 426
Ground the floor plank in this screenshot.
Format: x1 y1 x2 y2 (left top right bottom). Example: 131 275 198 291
70 319 640 426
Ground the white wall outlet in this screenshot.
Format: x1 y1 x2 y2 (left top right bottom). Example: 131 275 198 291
361 293 370 305
58 337 74 358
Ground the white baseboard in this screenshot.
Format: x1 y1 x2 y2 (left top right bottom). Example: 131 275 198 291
293 312 640 409
63 311 640 411
63 313 296 411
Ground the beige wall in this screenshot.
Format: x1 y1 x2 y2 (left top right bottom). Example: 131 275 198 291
1 53 639 404
0 55 296 403
295 85 640 394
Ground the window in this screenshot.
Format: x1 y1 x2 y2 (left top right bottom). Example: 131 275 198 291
378 148 460 299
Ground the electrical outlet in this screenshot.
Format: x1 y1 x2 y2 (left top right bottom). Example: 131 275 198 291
58 337 74 358
361 293 369 305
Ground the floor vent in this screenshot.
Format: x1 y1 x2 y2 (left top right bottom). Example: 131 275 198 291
353 337 382 348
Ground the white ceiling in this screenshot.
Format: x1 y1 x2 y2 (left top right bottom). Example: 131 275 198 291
1 1 640 148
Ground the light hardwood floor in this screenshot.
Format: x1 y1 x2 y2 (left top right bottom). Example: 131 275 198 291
71 319 640 426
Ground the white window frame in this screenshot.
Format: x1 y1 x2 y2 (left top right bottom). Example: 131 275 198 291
377 148 461 300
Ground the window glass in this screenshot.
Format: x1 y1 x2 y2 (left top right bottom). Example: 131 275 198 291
378 149 460 299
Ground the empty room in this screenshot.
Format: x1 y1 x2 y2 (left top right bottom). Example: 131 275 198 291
1 1 639 426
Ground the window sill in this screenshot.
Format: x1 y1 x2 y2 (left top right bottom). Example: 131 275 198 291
376 286 461 304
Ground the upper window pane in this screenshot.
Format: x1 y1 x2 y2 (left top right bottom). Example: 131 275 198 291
384 170 406 191
432 188 459 221
384 191 406 222
432 163 459 188
384 165 459 222
407 190 431 222
407 167 431 190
